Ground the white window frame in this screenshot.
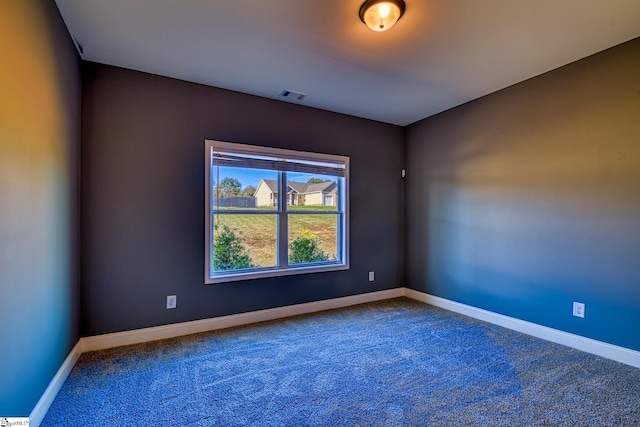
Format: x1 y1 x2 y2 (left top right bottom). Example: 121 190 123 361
205 140 349 284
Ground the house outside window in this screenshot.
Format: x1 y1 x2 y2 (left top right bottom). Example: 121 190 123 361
254 179 338 207
205 140 349 284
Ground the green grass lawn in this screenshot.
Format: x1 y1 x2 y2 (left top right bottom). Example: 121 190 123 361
214 212 338 267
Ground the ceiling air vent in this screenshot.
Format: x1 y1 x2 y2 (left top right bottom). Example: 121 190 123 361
279 90 308 101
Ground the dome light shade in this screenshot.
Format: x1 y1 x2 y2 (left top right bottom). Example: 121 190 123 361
359 0 406 32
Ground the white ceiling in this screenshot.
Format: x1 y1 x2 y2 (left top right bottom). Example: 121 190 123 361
54 0 640 126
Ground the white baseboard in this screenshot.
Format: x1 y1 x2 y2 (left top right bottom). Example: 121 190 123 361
29 340 83 427
403 288 640 369
82 288 404 352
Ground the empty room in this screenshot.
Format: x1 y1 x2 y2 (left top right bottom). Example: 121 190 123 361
2 0 639 425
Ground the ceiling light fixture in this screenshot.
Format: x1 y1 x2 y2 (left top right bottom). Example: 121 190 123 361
359 0 406 32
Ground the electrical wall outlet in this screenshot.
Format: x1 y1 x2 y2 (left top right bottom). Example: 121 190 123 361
166 295 177 309
573 302 585 318
368 271 375 282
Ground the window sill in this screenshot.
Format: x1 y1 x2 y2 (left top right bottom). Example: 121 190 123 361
206 263 349 284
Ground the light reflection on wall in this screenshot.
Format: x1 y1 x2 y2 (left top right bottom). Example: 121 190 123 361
406 38 640 350
0 0 79 416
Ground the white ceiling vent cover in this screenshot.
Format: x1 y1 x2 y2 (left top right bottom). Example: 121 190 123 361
279 90 308 101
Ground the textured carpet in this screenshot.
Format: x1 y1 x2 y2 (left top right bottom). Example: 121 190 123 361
43 298 640 426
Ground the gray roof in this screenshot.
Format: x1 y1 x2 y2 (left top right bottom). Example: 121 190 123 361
259 179 336 194
261 179 279 193
306 181 337 193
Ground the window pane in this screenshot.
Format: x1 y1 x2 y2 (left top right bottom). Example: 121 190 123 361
212 165 277 210
284 172 340 211
213 214 277 271
288 214 338 264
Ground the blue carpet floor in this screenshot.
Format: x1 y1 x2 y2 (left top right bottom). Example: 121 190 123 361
43 298 640 426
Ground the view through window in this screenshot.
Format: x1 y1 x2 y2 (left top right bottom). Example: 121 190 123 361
205 140 349 283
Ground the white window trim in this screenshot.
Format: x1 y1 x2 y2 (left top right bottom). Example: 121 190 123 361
205 140 350 284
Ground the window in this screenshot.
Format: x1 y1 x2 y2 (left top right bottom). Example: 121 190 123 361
205 140 349 284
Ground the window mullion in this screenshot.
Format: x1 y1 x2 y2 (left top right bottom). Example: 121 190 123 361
277 171 289 268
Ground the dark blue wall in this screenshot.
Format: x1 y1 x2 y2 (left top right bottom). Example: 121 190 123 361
80 64 405 336
405 38 640 351
0 0 81 416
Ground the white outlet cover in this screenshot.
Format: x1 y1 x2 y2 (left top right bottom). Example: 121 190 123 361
368 271 374 281
573 302 585 318
167 295 177 309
